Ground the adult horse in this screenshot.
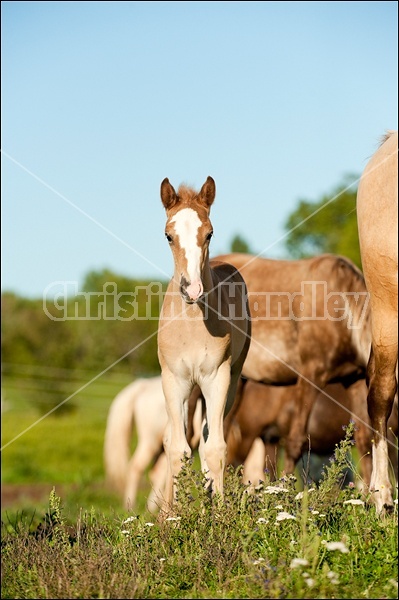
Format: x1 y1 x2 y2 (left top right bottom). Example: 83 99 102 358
227 379 398 487
357 130 398 513
215 251 372 477
158 176 251 510
103 376 202 513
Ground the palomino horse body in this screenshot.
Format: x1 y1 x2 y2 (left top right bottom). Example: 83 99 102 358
227 379 398 487
158 177 251 509
103 377 202 513
215 252 372 475
357 130 398 513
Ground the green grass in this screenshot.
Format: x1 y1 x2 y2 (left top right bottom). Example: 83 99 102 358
2 372 130 482
1 452 398 599
1 377 398 599
1 372 149 518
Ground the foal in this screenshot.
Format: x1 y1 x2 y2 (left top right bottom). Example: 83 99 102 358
158 176 251 511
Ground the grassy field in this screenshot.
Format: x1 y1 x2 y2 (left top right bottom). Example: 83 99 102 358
1 373 398 598
1 370 147 517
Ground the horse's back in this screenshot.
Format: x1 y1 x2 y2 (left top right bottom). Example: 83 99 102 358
214 252 365 293
209 258 248 286
357 131 398 312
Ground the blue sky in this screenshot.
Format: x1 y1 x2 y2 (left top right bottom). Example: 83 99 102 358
2 1 398 298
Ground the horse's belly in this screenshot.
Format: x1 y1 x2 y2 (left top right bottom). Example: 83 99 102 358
242 342 298 384
241 322 299 384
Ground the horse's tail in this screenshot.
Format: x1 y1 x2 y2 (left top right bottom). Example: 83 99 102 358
103 380 143 495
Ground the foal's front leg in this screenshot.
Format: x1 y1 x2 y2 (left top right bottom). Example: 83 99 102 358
200 363 232 497
161 368 193 510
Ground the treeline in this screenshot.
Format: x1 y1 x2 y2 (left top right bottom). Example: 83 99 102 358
2 269 165 378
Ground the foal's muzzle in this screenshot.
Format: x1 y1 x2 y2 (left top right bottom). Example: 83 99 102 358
180 276 204 303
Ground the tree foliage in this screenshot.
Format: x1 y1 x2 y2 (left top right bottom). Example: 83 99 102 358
230 234 252 254
283 175 361 269
1 271 167 414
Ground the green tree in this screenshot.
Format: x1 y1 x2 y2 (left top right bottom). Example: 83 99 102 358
283 174 361 268
230 234 252 254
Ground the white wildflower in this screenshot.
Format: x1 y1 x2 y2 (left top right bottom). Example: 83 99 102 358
276 511 296 522
165 516 181 522
295 488 315 500
275 504 284 510
290 558 309 568
327 570 336 579
311 510 320 515
121 530 130 535
122 516 137 524
160 558 166 562
264 485 289 495
145 522 154 527
327 570 339 584
304 577 315 588
322 540 349 553
343 499 364 506
256 517 268 524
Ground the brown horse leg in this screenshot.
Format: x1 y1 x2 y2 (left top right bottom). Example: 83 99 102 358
223 376 246 440
367 344 398 513
345 379 373 490
387 397 398 483
284 377 323 474
242 438 266 485
264 441 279 481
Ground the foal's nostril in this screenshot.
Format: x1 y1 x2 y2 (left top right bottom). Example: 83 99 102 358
180 276 191 301
180 275 190 294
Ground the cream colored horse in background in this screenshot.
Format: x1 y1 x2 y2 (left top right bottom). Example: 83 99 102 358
104 376 202 513
357 130 398 513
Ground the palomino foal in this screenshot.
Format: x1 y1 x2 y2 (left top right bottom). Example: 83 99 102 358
158 176 251 511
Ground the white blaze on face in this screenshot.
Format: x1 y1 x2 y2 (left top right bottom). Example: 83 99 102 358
170 208 203 299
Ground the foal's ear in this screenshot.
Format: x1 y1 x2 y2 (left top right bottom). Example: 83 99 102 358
199 176 216 207
160 178 178 210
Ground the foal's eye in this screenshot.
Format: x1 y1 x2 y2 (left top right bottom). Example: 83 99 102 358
165 233 173 243
206 231 213 242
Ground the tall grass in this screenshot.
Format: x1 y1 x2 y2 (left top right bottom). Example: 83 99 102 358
2 423 398 599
